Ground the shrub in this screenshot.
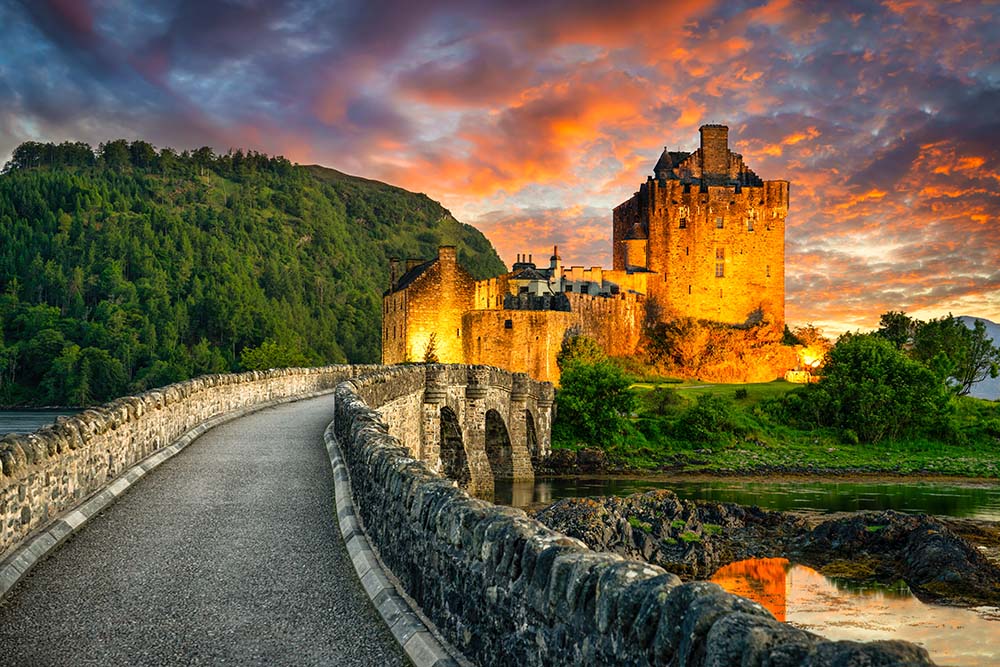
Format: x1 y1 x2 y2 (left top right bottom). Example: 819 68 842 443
553 360 636 446
643 386 686 415
797 333 951 444
676 394 746 443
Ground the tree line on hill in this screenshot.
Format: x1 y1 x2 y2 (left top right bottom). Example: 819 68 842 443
0 139 504 406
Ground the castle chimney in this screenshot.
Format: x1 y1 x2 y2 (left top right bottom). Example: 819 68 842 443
389 258 400 288
438 245 456 265
528 254 532 265
699 124 730 178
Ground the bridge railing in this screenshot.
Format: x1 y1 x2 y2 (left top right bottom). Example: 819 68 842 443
0 365 377 563
334 366 932 666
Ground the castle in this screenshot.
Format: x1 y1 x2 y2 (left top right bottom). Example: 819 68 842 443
382 124 789 383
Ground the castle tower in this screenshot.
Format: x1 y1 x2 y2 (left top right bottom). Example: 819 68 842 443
612 124 788 327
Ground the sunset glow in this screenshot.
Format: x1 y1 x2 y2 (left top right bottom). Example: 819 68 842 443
1 1 997 333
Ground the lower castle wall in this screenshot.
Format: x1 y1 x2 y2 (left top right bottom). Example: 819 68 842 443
462 310 576 384
334 370 929 666
566 292 646 359
0 365 375 562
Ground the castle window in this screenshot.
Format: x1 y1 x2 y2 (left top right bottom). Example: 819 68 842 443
456 328 461 338
747 217 754 232
715 216 724 229
565 284 573 292
679 217 687 229
766 265 771 278
715 248 725 278
688 285 692 295
686 246 689 256
504 319 513 329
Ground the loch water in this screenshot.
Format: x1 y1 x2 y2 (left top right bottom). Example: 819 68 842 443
711 558 1000 667
0 410 79 436
494 476 1000 521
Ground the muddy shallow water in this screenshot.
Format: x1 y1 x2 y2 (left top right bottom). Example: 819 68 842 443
712 557 1000 667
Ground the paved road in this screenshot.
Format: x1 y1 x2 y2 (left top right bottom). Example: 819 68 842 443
0 395 408 666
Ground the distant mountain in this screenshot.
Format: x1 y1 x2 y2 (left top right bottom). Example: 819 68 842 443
0 139 506 406
959 316 1000 401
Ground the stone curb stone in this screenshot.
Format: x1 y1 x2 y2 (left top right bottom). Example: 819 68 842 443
323 421 466 667
0 389 335 600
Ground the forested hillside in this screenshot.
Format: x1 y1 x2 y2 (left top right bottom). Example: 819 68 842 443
0 140 505 406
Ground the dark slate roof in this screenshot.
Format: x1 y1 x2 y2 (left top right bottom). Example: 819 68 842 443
388 260 434 294
511 267 550 281
653 149 691 177
653 148 673 174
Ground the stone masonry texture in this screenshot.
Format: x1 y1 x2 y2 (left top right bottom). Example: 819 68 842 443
334 365 935 667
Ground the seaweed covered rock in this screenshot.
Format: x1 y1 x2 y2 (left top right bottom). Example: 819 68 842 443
534 490 1000 607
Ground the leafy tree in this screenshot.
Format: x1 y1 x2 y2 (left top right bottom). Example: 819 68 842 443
422 333 439 363
553 360 635 445
99 140 130 170
911 315 999 396
876 310 916 349
798 333 950 444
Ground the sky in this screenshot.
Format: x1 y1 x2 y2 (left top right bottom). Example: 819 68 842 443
1 0 998 334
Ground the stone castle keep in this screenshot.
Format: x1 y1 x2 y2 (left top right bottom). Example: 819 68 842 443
382 124 789 382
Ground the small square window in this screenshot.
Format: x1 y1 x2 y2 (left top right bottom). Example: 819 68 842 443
715 216 724 228
504 319 513 329
679 217 687 229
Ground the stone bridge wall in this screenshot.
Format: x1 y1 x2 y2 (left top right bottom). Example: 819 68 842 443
335 370 931 666
355 364 552 497
0 365 376 562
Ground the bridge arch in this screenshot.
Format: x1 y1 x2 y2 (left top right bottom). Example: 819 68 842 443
484 409 513 481
439 406 470 487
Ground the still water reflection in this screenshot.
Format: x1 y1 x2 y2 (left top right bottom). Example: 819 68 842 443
0 410 78 435
711 558 1000 667
494 477 1000 521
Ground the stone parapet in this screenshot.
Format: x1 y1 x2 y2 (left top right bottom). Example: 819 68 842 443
334 371 934 666
0 365 379 562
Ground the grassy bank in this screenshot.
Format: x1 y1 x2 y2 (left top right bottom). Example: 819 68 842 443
553 379 1000 478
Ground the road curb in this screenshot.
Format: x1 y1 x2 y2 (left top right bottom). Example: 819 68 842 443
0 389 336 600
323 421 469 667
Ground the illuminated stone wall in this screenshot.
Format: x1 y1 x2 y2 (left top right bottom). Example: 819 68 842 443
565 292 646 359
462 309 576 384
381 246 475 364
613 126 788 328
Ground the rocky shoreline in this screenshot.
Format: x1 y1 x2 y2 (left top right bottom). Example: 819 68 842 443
534 489 1000 608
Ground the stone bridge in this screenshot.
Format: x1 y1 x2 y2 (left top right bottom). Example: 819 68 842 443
361 364 552 497
0 364 931 666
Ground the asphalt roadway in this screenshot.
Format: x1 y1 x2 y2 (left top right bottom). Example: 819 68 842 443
0 394 409 666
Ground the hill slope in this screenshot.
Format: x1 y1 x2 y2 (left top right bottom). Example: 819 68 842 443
0 140 505 406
